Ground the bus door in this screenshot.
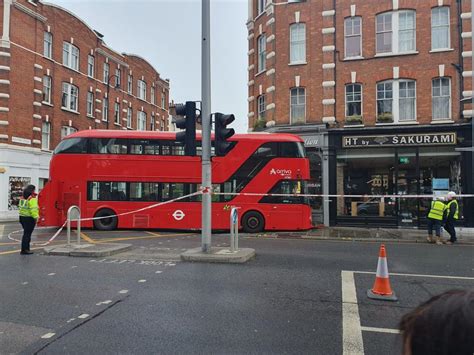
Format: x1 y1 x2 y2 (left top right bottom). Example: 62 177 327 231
59 182 82 223
264 180 305 230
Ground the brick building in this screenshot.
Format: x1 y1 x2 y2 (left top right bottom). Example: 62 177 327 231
247 0 473 227
0 0 171 220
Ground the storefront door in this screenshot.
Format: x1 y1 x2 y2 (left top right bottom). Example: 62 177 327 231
396 148 419 227
307 152 323 224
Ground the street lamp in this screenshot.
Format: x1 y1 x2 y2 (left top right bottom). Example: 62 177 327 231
105 74 120 129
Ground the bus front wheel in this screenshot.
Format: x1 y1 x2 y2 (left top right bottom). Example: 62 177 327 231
241 211 265 233
93 208 118 231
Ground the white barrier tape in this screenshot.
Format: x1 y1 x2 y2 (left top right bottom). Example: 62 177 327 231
8 221 67 247
212 192 474 199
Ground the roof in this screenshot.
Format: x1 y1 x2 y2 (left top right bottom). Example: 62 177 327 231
66 130 304 143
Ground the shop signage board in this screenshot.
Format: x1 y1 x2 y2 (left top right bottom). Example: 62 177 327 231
343 132 456 148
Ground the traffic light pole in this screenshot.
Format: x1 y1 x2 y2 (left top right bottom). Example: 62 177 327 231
201 0 212 253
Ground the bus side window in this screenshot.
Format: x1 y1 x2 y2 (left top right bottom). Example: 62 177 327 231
144 140 160 155
130 140 145 154
279 142 306 158
54 138 88 154
255 142 278 157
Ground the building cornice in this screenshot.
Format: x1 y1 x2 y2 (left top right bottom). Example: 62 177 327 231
12 1 47 22
95 48 129 68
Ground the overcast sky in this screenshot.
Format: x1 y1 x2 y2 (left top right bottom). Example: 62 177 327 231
49 0 249 132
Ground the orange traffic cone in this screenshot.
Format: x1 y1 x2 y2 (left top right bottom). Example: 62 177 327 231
367 244 398 301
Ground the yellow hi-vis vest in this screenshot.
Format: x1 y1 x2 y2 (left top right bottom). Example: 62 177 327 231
446 200 459 220
18 196 39 219
428 200 445 221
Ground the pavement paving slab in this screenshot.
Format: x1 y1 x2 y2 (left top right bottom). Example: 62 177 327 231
43 243 132 257
181 247 256 263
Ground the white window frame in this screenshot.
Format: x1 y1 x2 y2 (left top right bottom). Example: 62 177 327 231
41 122 50 150
114 102 121 125
127 74 133 94
61 126 77 139
151 86 155 105
432 77 451 120
290 87 306 124
431 7 450 51
376 10 416 55
61 82 79 112
127 107 133 128
257 95 265 119
137 111 146 131
345 84 362 117
344 17 362 58
43 32 52 58
257 34 266 73
102 97 109 122
376 79 417 124
43 75 52 104
62 42 79 71
103 63 109 83
137 80 147 100
87 55 94 78
290 23 306 64
87 91 94 117
257 0 265 16
115 68 121 88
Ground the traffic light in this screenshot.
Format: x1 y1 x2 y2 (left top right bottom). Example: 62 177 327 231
214 112 235 156
173 101 196 156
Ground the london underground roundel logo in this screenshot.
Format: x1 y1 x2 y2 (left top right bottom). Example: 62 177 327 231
172 210 185 221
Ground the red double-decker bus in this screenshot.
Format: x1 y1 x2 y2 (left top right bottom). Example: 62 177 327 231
38 130 312 232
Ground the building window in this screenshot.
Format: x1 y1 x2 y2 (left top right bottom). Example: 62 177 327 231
102 97 109 121
62 42 79 71
43 32 52 58
137 111 146 131
87 91 94 117
257 95 265 119
345 17 362 58
161 93 166 108
61 126 77 139
257 0 265 15
87 55 94 77
61 82 78 112
151 86 155 105
103 63 109 83
41 122 50 150
114 102 120 125
127 107 132 128
432 7 450 50
138 80 147 100
257 35 266 72
377 80 416 123
290 87 306 124
127 74 133 94
345 84 362 117
115 68 121 88
151 113 155 131
432 77 451 120
290 23 306 64
376 11 416 54
42 75 52 104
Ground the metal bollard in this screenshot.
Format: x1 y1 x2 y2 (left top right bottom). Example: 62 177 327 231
230 207 239 252
67 205 81 245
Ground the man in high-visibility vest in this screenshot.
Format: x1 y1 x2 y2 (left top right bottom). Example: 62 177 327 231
444 191 459 245
18 184 39 254
427 197 446 245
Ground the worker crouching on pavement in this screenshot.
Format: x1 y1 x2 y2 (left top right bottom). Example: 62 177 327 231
427 197 446 245
18 184 39 255
444 191 459 245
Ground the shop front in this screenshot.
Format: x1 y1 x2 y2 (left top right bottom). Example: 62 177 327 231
329 125 473 228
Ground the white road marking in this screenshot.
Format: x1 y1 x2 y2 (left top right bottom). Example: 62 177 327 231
96 300 112 306
41 332 55 339
341 270 364 355
119 289 129 294
21 282 28 285
361 326 400 334
66 318 76 323
138 279 147 283
47 273 56 276
71 266 77 268
155 271 163 274
354 270 474 280
78 314 89 319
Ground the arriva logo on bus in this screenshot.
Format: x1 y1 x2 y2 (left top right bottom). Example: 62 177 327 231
270 168 292 178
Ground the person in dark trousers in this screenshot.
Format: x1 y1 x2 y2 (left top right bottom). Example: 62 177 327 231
399 289 474 355
426 197 446 245
18 184 39 255
444 191 459 245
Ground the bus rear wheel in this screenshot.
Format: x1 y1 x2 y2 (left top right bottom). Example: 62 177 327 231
242 211 265 233
93 208 118 231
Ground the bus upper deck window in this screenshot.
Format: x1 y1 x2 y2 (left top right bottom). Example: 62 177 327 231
279 142 306 158
53 138 88 154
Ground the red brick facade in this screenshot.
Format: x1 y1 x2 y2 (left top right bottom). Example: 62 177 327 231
0 0 170 151
247 0 472 130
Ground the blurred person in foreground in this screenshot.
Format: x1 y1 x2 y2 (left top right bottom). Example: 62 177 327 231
399 289 474 355
18 184 39 255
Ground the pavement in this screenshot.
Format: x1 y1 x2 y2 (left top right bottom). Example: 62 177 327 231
0 223 473 354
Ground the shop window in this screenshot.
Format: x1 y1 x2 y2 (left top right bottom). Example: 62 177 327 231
344 17 362 58
8 177 31 210
432 77 451 120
